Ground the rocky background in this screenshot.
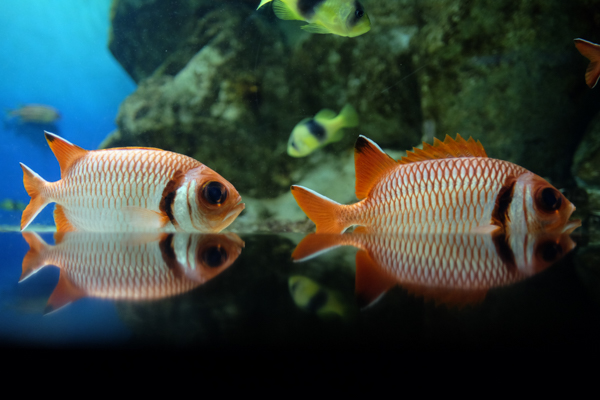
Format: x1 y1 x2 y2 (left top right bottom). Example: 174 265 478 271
104 0 600 233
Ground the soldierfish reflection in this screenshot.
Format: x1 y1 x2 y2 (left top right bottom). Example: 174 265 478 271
292 232 576 307
20 232 244 313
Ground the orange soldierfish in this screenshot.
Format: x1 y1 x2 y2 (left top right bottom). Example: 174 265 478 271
292 232 576 307
21 232 244 313
291 135 580 235
574 38 600 88
20 131 244 232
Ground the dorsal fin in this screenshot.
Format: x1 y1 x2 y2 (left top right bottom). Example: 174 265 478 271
44 131 88 178
399 134 487 164
354 136 398 200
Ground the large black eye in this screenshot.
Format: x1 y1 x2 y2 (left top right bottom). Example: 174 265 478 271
355 9 364 19
538 187 562 212
202 181 227 205
200 245 228 268
537 241 563 262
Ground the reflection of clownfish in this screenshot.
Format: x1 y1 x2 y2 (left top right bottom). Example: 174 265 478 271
20 131 244 232
292 134 580 235
574 38 600 88
287 104 358 157
257 0 371 37
6 104 61 124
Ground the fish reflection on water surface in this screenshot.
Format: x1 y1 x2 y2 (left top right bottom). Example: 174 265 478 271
292 232 576 307
20 232 244 313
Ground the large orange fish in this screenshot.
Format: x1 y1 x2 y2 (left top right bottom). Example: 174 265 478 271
574 38 600 88
291 135 580 235
292 231 576 306
21 232 244 313
20 131 244 232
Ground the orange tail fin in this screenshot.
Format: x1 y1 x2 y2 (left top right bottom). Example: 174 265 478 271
20 163 50 231
574 38 600 88
291 185 349 233
21 232 50 281
292 233 353 261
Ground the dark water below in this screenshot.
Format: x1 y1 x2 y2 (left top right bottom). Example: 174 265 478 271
1 230 599 353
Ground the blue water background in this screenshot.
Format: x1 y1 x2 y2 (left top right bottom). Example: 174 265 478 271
0 0 136 227
0 2 134 344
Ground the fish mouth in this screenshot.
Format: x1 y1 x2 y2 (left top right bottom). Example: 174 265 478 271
562 219 581 234
224 199 245 223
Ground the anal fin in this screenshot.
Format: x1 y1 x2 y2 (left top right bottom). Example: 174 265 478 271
54 205 77 233
122 207 171 231
300 23 332 34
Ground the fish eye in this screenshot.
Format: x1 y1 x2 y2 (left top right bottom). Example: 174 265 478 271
355 9 364 19
536 241 563 262
202 181 228 205
537 187 562 212
200 245 228 268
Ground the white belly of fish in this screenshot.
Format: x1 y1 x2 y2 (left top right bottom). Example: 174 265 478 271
44 151 184 232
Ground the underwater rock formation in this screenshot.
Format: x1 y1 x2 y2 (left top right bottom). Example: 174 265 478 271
411 0 597 188
105 0 600 222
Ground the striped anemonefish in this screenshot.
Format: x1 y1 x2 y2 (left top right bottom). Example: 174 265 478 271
291 134 580 235
287 104 359 157
257 0 371 37
20 131 244 233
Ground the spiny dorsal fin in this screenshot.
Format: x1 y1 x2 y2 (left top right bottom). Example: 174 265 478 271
44 131 88 178
354 136 398 200
398 134 487 164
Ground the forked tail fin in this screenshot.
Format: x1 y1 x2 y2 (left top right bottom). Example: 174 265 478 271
21 232 50 281
339 104 359 128
291 185 349 233
20 163 50 231
574 38 600 88
292 233 354 261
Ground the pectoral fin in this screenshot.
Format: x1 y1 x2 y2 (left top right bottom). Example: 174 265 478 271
122 207 171 230
301 23 332 34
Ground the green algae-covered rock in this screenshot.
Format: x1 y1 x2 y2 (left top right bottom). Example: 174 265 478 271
412 0 597 188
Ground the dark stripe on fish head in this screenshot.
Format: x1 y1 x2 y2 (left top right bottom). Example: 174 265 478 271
348 1 366 27
297 0 326 18
305 119 327 141
159 233 183 276
306 289 329 313
160 170 185 229
492 178 516 231
492 233 517 272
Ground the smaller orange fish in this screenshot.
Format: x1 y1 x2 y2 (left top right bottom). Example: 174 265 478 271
20 131 244 232
6 104 61 124
574 38 600 88
21 232 244 313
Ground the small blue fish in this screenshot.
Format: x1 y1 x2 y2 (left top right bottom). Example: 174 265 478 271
287 104 359 157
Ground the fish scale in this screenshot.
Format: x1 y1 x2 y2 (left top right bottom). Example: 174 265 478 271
20 132 244 233
292 231 575 307
46 150 199 231
291 134 579 235
354 158 525 233
20 232 244 312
